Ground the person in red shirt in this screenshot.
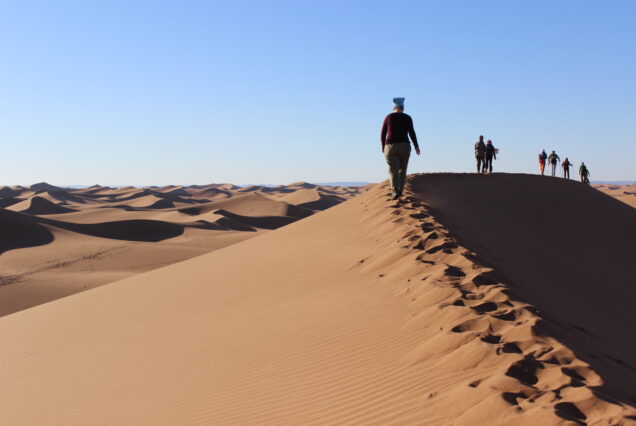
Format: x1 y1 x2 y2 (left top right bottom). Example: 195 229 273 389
538 150 547 175
380 97 420 200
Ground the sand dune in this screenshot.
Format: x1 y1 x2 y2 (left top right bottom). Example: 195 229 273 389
0 182 367 316
188 187 233 200
277 188 321 204
29 182 67 192
212 209 298 230
37 190 88 204
8 195 77 215
277 188 345 211
178 192 313 218
0 209 54 255
157 186 190 197
0 186 22 198
595 183 636 208
110 194 177 209
287 181 317 189
0 197 23 208
0 174 633 424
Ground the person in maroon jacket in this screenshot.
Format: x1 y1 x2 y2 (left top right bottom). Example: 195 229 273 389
381 97 420 200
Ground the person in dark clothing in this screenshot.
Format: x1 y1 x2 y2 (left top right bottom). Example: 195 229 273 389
538 149 548 175
474 136 486 173
548 150 560 177
484 140 497 173
579 162 590 184
562 157 573 179
380 97 420 200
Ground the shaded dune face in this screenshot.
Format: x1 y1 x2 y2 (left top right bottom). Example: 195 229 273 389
43 218 186 242
10 196 77 215
0 210 54 255
410 173 636 419
0 174 634 425
0 186 22 198
0 198 23 209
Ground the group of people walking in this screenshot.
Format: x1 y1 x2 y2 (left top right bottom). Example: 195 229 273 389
381 97 592 200
538 150 590 183
474 136 497 173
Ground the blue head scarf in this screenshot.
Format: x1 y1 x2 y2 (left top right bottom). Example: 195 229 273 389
393 97 405 109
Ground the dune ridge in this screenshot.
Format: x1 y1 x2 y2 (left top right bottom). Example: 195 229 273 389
0 174 633 424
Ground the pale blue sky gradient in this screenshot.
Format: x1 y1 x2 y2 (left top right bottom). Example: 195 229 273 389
1 0 634 185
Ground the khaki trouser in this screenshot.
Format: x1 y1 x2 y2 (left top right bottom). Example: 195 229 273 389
384 143 411 195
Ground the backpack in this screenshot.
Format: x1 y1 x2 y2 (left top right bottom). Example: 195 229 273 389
475 142 486 156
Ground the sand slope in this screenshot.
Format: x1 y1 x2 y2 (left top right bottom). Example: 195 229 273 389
0 174 633 424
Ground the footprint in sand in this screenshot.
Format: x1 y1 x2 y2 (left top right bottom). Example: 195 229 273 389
470 273 498 287
554 401 587 423
504 356 544 386
492 310 516 321
502 391 528 406
409 212 430 220
497 342 523 354
471 301 499 313
444 265 466 277
426 241 458 254
480 333 501 344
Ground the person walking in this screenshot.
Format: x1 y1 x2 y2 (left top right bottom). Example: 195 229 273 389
484 140 497 173
579 162 590 184
474 136 486 173
562 157 573 179
547 150 560 177
538 149 548 175
380 97 420 200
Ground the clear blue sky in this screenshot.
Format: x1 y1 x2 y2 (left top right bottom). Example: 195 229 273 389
1 0 634 186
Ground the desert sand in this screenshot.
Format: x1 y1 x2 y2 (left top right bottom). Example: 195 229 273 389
0 173 634 425
594 184 636 208
0 182 369 316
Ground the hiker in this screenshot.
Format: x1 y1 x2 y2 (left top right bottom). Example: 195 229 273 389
562 157 573 179
484 140 497 173
579 162 590 184
474 136 486 173
538 149 548 175
547 150 560 177
380 97 420 200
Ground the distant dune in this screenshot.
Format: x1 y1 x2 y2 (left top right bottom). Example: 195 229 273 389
0 186 22 198
594 183 636 208
0 174 633 424
8 195 77 215
0 182 369 316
